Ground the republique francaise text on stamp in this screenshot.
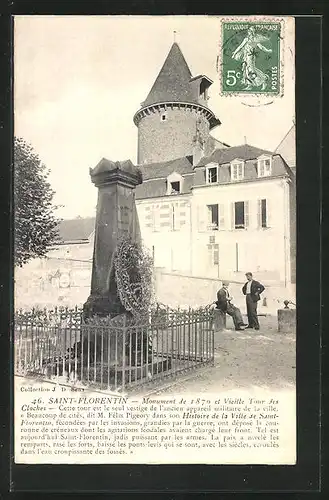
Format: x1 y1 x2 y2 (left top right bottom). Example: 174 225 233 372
220 18 284 97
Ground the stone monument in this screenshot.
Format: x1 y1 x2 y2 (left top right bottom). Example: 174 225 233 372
83 158 143 319
277 301 296 333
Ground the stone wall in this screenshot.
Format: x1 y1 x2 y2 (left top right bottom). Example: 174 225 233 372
154 269 296 315
137 107 210 164
14 243 93 310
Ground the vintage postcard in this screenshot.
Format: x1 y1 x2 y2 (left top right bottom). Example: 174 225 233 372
13 15 296 465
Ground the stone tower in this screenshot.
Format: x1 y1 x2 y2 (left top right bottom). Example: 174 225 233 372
133 42 221 165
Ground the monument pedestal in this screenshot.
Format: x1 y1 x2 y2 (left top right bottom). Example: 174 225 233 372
213 309 227 331
83 158 142 320
277 308 296 333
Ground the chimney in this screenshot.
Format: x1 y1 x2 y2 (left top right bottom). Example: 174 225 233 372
193 142 204 167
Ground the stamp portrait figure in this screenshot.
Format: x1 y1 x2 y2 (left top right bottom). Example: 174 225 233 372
231 26 273 90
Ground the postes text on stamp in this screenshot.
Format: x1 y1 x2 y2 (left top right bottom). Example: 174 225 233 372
221 20 282 96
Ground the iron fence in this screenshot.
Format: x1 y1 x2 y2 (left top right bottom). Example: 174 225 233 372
14 305 214 392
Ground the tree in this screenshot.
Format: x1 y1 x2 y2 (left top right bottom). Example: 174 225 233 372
14 137 61 267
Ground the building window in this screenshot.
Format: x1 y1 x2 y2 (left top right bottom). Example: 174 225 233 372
207 204 219 230
170 181 180 194
167 173 183 195
200 86 208 101
234 201 249 229
258 198 268 228
258 157 272 177
206 165 218 184
161 112 167 121
231 161 244 181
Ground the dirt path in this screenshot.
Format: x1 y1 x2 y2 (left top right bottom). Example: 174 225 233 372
137 314 296 396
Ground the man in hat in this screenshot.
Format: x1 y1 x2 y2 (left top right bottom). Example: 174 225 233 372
216 280 246 331
242 272 265 330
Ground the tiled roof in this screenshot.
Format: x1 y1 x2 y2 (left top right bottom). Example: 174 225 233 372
58 217 95 243
142 43 200 107
197 144 274 167
135 174 194 200
194 154 292 186
138 156 194 180
135 178 167 199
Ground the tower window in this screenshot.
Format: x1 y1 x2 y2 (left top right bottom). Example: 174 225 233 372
161 113 167 121
200 80 209 100
170 181 180 194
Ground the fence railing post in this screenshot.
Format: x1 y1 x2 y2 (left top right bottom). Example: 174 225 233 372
122 318 126 392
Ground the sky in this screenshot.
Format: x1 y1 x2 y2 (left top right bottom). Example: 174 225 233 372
14 16 295 219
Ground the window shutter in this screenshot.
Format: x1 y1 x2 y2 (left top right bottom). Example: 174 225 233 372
154 204 160 231
231 202 235 230
206 205 211 229
219 203 225 230
257 199 262 228
177 201 188 230
213 244 219 265
144 205 153 230
244 201 250 228
159 203 172 230
266 198 271 228
197 205 206 232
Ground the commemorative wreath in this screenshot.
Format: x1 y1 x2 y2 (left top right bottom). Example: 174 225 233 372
114 236 155 318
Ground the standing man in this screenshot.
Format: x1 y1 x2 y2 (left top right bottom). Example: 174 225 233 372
242 272 265 330
216 280 246 331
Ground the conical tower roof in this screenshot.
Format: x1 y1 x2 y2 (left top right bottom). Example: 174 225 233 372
142 43 199 107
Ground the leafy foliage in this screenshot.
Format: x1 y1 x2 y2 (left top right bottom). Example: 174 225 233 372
14 137 61 267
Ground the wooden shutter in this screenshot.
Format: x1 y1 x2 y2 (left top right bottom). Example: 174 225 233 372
159 202 172 230
177 201 188 230
197 205 207 232
244 200 250 228
257 199 262 228
266 198 271 228
144 205 153 230
231 202 235 230
154 203 160 232
213 244 219 265
219 203 225 230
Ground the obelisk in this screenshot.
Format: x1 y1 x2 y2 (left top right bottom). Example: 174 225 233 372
83 158 142 319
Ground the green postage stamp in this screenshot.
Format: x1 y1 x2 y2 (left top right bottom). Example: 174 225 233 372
220 18 284 96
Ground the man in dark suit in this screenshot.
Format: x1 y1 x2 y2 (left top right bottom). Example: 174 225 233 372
242 272 265 330
216 280 246 331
